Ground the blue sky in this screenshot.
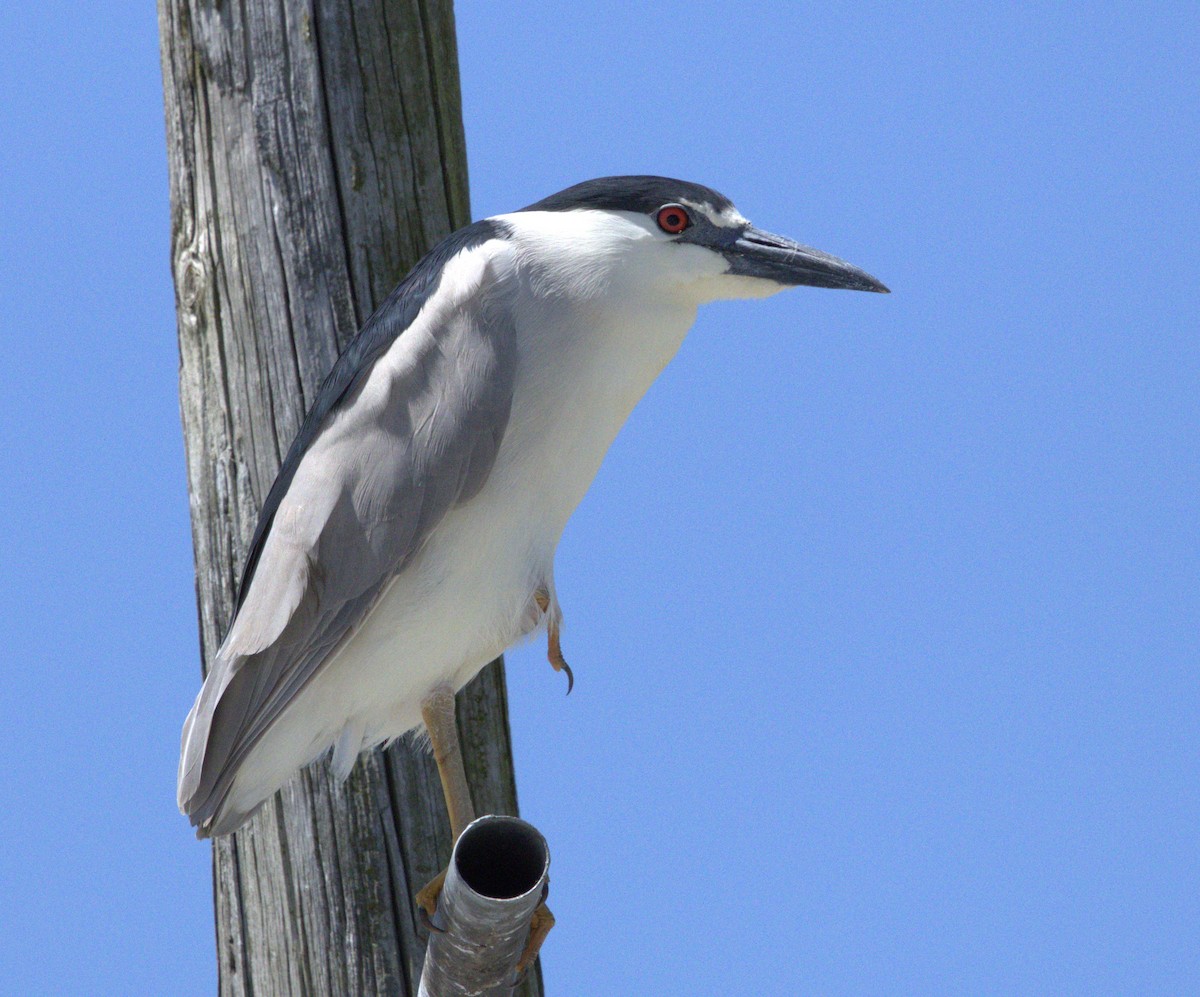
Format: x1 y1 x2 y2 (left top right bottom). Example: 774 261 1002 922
1 3 1196 994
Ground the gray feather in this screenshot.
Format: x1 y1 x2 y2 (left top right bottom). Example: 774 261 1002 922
179 242 516 832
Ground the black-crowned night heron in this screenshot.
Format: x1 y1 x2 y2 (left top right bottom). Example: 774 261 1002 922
178 175 887 956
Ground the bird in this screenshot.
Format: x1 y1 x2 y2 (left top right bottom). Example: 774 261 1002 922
178 175 887 845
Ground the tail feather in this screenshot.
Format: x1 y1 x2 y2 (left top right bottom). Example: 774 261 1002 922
177 648 272 836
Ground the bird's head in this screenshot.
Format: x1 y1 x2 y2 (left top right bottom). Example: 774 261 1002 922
512 175 888 304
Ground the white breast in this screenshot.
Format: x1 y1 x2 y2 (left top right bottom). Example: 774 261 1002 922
353 214 698 694
221 211 704 810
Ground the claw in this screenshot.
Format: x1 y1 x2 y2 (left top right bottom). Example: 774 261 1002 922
534 589 574 694
550 645 574 695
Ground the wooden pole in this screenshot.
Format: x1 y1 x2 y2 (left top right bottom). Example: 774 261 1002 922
157 3 542 994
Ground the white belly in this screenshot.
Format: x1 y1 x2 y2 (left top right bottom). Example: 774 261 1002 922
221 292 697 815
321 290 697 728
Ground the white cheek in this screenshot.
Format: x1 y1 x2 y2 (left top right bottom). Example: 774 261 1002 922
693 272 786 302
657 244 788 302
666 242 732 282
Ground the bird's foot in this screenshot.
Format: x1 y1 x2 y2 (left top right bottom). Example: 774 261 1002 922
534 590 573 694
416 868 447 929
516 898 556 977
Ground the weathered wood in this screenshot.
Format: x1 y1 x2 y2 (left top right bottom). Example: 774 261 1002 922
157 2 542 993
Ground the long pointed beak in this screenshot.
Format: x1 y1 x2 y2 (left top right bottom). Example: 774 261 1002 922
726 226 889 293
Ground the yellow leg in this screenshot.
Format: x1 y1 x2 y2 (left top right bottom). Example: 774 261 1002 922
416 685 476 918
421 684 476 839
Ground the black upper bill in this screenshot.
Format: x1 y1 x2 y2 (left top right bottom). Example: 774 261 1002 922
725 226 889 293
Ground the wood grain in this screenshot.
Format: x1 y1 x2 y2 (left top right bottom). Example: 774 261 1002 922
157 2 542 993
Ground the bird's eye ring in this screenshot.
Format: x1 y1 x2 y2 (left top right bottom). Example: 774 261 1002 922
656 204 691 235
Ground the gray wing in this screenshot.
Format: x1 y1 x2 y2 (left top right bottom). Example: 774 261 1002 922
178 235 515 833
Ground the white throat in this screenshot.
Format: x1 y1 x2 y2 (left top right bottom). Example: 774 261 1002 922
481 209 713 538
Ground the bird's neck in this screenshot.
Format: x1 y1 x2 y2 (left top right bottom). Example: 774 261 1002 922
496 269 698 540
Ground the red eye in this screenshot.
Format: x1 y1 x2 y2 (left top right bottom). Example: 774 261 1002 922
656 204 691 234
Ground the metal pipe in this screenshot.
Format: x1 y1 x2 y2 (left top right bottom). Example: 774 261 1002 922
418 815 550 997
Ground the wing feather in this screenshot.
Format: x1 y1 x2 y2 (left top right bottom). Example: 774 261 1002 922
179 225 516 832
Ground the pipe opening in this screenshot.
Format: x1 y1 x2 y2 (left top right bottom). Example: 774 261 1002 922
455 817 548 900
